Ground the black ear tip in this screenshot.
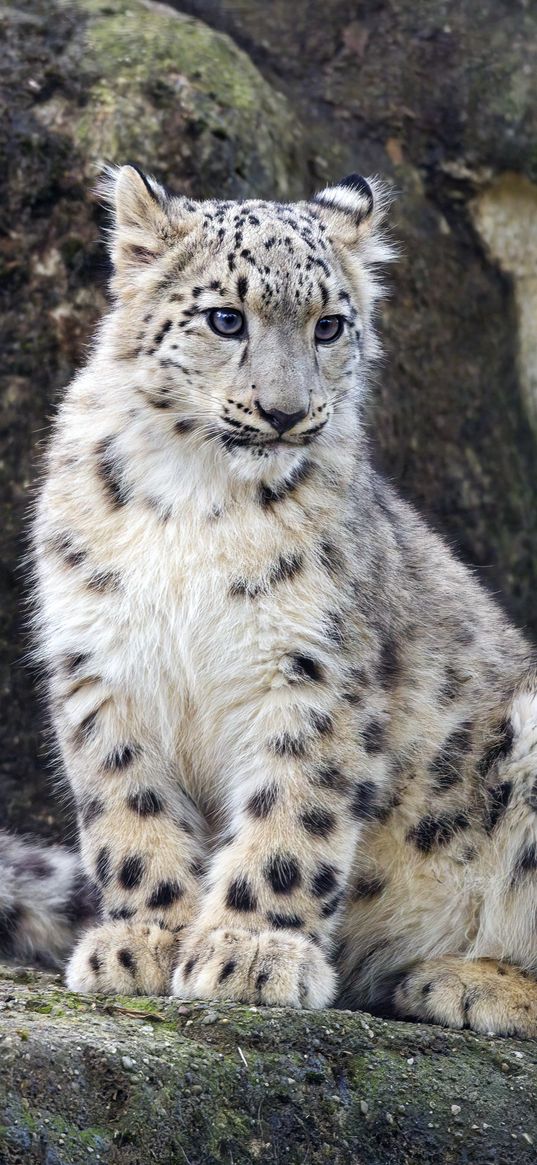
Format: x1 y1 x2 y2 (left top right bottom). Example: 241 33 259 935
338 173 374 212
128 164 160 204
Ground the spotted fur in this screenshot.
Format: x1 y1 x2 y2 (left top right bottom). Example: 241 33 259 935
2 166 536 1035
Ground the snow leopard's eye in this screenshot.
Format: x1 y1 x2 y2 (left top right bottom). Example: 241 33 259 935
314 315 344 344
207 308 245 338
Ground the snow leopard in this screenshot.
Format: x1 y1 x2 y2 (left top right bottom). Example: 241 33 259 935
2 165 536 1037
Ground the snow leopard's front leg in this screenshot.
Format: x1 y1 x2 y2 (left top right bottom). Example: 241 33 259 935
52 665 207 995
173 700 385 1008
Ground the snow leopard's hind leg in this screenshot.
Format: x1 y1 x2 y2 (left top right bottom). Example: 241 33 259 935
385 682 537 1038
0 831 99 967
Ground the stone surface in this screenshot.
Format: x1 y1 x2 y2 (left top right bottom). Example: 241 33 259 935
1 0 536 840
471 173 537 437
0 965 536 1165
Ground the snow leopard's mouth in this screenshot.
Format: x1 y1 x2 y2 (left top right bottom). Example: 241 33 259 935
217 420 328 454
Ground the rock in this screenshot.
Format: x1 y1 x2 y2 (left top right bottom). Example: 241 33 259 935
1 0 536 836
471 173 537 438
0 965 536 1164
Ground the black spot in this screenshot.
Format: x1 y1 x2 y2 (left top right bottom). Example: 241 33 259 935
183 956 198 979
377 636 401 689
352 874 386 901
258 460 312 507
117 948 136 973
146 880 183 909
486 781 512 831
526 778 537 813
318 539 341 576
73 710 99 748
80 798 105 827
511 842 537 887
311 864 339 897
270 733 307 758
218 959 237 984
226 876 258 912
300 807 336 838
287 654 323 683
407 812 470 854
89 952 101 974
96 846 112 885
176 418 196 434
264 854 301 894
309 710 333 736
255 970 270 989
87 568 121 593
477 719 514 777
96 437 130 507
63 652 90 674
267 912 304 929
321 892 343 918
119 855 145 890
146 396 171 410
127 789 164 816
246 784 278 818
362 719 386 754
350 780 379 820
268 552 304 586
153 320 173 347
324 610 345 647
313 763 351 795
439 665 466 703
429 723 473 792
229 577 262 599
110 907 136 921
63 546 88 568
103 743 141 773
237 275 248 301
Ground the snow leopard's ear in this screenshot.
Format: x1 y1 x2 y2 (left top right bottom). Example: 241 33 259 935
312 174 395 264
96 164 198 296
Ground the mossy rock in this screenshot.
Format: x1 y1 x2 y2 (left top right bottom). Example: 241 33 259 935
0 965 536 1164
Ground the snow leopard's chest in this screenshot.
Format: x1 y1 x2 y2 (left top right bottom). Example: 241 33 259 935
112 500 344 795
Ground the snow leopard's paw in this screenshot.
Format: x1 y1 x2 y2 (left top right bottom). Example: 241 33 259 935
66 920 182 995
393 956 537 1038
172 925 336 1008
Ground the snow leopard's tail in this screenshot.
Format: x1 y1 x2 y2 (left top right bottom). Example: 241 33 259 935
0 831 99 967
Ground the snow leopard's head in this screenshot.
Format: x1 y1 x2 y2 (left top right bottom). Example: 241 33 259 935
98 165 394 482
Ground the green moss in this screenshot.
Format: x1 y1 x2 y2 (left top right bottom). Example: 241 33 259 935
84 0 281 114
67 0 300 200
0 964 536 1164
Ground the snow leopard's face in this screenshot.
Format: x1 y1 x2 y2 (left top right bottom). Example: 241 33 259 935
101 167 392 480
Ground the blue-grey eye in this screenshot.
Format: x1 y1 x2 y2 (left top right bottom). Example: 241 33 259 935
208 308 245 337
315 315 344 343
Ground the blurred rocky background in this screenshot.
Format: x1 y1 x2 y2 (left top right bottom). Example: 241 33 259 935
1 0 536 840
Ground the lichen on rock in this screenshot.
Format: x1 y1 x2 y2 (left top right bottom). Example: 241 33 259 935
0 965 536 1164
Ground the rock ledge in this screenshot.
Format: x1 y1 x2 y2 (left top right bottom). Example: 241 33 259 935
0 965 535 1164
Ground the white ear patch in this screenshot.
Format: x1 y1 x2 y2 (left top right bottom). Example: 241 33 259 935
314 174 374 223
